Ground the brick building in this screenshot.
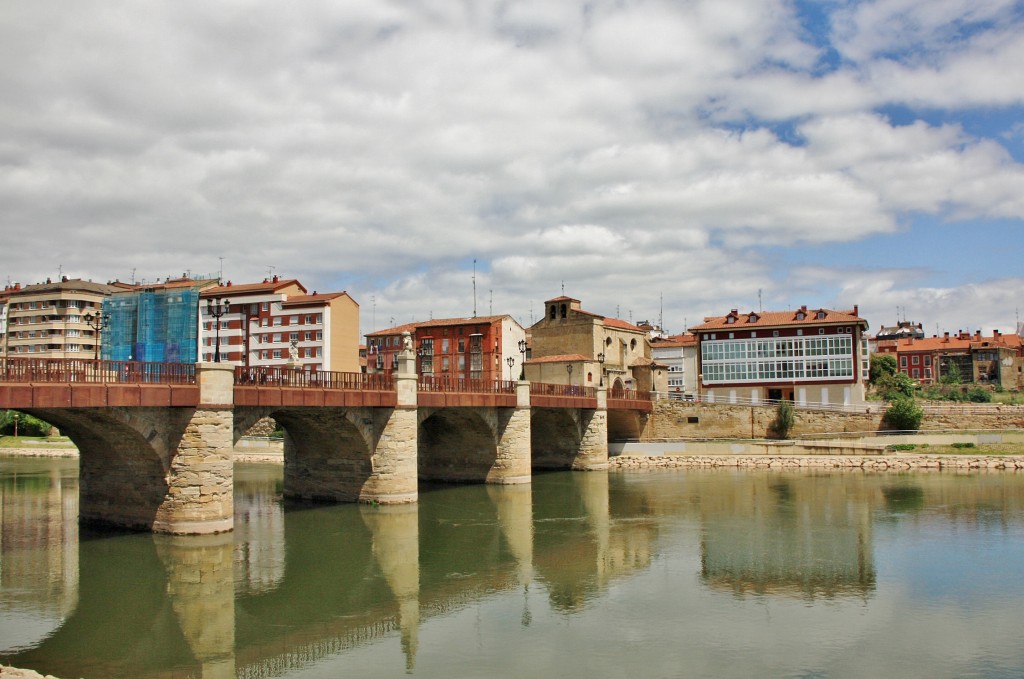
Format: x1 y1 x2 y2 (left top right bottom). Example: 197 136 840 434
875 330 1024 389
691 306 870 406
365 315 527 382
199 276 360 372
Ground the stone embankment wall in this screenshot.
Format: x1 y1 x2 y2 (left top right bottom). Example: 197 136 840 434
643 400 1024 440
611 454 1024 471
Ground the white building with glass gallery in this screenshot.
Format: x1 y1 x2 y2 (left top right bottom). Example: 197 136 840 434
691 306 870 407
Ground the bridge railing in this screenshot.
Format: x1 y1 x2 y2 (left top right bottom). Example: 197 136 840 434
530 382 597 399
234 366 394 391
418 376 516 394
0 357 196 384
610 388 652 401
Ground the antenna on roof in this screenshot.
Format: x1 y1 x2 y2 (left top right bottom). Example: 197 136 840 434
561 280 564 295
472 259 477 317
371 295 376 331
218 257 224 282
57 264 63 280
660 292 664 334
758 288 762 312
130 268 136 285
489 289 492 316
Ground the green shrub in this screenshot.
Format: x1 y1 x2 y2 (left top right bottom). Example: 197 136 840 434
886 443 917 451
966 388 992 403
768 400 795 439
870 354 898 383
951 442 976 449
875 372 917 401
883 397 924 431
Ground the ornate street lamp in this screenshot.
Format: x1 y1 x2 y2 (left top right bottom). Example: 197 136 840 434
83 311 110 361
206 297 230 363
12 412 19 438
506 355 515 382
518 339 527 380
597 352 605 386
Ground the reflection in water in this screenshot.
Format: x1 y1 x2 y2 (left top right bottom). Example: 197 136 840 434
697 473 876 598
4 457 1024 678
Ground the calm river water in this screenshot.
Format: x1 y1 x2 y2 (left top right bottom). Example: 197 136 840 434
2 456 1024 679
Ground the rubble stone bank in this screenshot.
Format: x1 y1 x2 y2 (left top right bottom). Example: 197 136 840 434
609 453 1024 471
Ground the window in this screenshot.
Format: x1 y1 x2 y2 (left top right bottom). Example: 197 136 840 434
289 332 299 342
261 302 269 311
458 338 465 352
900 356 908 367
912 355 919 365
290 315 298 325
912 368 920 378
305 315 313 324
273 350 281 359
316 331 322 340
305 332 312 341
924 356 932 366
442 338 450 353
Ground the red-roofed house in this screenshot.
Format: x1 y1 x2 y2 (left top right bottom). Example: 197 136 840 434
365 315 527 381
876 330 1023 389
691 305 870 405
525 296 666 392
199 276 360 371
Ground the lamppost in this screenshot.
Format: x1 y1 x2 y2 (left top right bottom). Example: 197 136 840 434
83 311 110 361
12 412 19 438
506 356 515 382
206 297 230 363
518 339 527 380
597 352 605 386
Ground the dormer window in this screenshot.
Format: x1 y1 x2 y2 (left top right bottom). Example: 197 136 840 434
795 311 805 321
816 311 827 320
748 314 759 323
726 316 736 324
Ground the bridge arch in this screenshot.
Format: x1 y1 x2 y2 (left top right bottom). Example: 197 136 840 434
417 407 501 483
530 408 581 469
235 406 378 502
26 406 217 531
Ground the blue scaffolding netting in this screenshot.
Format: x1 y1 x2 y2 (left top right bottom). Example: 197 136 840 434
102 287 201 363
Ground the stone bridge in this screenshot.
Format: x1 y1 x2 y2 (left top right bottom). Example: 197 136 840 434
0 354 652 534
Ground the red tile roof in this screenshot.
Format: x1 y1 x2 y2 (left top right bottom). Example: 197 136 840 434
652 334 698 348
365 315 517 337
692 307 866 331
281 292 354 307
201 279 306 296
524 354 590 364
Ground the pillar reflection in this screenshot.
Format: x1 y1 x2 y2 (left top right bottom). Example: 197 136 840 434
361 503 420 672
154 533 236 679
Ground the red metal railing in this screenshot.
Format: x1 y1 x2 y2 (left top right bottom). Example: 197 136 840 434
234 366 394 391
530 382 597 398
418 376 516 394
609 388 652 401
0 357 196 384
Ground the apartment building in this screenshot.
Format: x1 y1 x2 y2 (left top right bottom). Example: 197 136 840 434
692 305 870 406
366 315 527 382
875 330 1024 389
651 333 699 400
2 278 122 359
199 277 360 372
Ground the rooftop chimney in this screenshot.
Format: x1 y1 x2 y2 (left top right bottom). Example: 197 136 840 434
272 275 279 283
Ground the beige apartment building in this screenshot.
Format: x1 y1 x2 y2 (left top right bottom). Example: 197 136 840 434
1 278 122 359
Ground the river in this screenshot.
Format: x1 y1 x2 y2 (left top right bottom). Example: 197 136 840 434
2 456 1024 678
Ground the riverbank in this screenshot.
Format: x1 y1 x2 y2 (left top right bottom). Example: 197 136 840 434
0 665 59 679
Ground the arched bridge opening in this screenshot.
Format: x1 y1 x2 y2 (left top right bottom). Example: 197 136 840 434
418 408 500 484
26 407 205 532
234 406 377 503
530 408 581 470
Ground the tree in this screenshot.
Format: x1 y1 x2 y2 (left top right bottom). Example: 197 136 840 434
875 371 916 401
870 354 898 383
883 397 924 431
0 410 53 437
941 362 962 385
768 400 795 439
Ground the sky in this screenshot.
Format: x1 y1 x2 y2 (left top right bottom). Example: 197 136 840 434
1 0 1023 338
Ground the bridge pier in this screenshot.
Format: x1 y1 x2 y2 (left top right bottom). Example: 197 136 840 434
573 385 609 471
357 350 419 504
489 381 533 485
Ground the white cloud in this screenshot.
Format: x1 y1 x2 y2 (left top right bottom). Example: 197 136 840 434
0 0 1022 338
